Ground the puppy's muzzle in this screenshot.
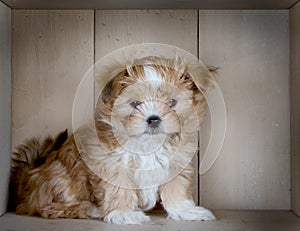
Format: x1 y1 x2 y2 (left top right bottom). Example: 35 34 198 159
146 115 161 128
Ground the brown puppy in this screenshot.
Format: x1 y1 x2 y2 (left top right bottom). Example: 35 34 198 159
10 56 216 224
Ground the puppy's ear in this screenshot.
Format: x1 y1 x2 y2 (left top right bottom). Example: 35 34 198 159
186 63 218 94
207 66 219 77
101 77 115 104
100 69 127 104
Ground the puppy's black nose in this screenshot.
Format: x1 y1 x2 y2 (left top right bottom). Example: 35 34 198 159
147 115 161 128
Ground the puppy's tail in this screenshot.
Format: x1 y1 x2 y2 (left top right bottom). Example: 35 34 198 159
9 129 68 211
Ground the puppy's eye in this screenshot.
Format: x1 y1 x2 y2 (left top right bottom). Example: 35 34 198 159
168 99 177 107
130 100 142 108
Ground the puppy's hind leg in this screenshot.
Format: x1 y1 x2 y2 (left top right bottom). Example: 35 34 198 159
40 201 101 219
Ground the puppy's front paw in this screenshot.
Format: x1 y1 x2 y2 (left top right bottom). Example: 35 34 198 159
166 200 216 221
103 210 151 224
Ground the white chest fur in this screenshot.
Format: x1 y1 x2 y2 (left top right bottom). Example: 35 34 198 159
120 134 170 188
121 134 169 210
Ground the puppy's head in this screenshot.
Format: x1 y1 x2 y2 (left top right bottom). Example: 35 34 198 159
95 56 215 149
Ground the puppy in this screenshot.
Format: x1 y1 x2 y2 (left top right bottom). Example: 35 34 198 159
10 56 216 224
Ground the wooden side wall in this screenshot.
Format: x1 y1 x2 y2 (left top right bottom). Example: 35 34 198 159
0 1 11 215
290 1 300 216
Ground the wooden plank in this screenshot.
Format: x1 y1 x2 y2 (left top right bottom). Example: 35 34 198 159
199 10 290 209
95 10 197 59
1 211 300 230
1 0 298 10
0 2 11 215
95 10 199 203
11 10 94 148
290 1 300 217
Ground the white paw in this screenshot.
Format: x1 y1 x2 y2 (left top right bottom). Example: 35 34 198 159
103 210 151 224
166 200 216 221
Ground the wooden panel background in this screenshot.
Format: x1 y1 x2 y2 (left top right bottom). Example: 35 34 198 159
291 1 300 216
95 10 199 203
199 10 290 209
10 9 291 210
11 10 94 148
95 10 197 58
0 2 11 215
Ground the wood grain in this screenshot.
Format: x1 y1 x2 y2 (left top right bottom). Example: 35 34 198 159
0 2 11 215
95 10 197 59
95 10 199 203
199 10 290 209
11 10 94 149
290 2 300 217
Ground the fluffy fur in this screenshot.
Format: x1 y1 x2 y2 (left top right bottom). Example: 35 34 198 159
10 56 216 224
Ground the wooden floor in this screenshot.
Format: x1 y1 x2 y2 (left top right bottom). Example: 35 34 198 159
0 211 300 231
